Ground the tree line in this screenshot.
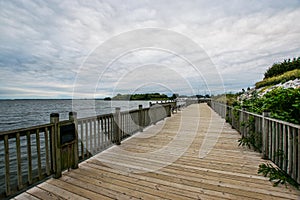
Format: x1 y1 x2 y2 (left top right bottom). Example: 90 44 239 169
111 93 171 100
264 57 300 79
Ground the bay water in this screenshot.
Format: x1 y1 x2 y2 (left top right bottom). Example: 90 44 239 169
0 99 152 194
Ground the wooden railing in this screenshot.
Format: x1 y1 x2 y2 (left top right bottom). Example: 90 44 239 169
209 101 300 185
0 103 172 199
0 123 53 198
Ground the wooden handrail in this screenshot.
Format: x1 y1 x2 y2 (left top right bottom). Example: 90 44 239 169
0 102 176 199
209 100 300 184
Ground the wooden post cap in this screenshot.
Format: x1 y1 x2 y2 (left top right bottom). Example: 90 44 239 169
50 113 59 118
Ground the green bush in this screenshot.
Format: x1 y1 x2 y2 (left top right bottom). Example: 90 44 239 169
240 87 300 124
258 163 299 188
256 69 300 89
264 57 300 79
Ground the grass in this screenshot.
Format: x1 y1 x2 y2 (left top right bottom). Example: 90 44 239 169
211 93 239 105
255 69 300 89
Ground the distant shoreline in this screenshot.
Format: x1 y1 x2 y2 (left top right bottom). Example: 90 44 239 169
0 99 169 101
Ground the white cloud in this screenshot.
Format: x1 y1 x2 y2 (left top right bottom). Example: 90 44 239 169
0 0 300 98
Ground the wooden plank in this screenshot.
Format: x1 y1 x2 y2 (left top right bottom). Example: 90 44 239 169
105 117 109 145
61 173 157 200
94 119 97 151
50 125 56 176
14 104 300 200
83 160 252 200
89 157 300 198
4 134 10 196
16 132 23 189
89 120 93 153
274 122 279 164
74 165 223 200
15 192 40 200
298 128 300 184
271 121 275 161
288 126 293 175
282 124 287 171
107 116 111 142
100 117 104 148
47 179 112 200
85 120 88 156
45 127 50 175
268 119 272 159
26 131 33 184
36 129 42 180
38 182 88 200
80 121 84 159
292 128 297 180
27 186 64 200
95 152 297 198
278 123 282 168
97 118 101 151
103 117 107 146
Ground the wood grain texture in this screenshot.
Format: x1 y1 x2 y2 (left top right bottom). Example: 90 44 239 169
15 104 300 200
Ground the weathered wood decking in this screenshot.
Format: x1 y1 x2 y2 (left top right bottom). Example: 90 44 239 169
14 104 300 200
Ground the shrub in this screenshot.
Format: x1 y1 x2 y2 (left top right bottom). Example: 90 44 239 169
264 57 300 79
256 69 300 89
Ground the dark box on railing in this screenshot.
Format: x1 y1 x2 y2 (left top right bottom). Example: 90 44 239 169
60 123 76 145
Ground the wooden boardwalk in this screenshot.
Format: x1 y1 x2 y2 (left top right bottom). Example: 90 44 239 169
14 104 300 200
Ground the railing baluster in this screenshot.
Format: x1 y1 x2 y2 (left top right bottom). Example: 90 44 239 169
101 117 104 148
36 129 42 180
113 108 121 145
209 101 300 185
16 132 23 190
4 135 10 196
108 116 111 143
94 119 97 151
1 105 177 198
107 116 114 144
104 117 107 146
268 120 272 159
262 112 269 159
89 120 93 153
297 129 300 183
44 127 50 175
274 122 279 164
97 118 100 151
107 116 110 142
271 121 275 161
85 120 88 157
107 116 109 145
26 131 32 184
287 126 293 175
292 128 297 180
278 123 283 168
80 121 84 159
282 124 287 171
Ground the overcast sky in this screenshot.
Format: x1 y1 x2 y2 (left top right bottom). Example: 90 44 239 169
1 0 300 99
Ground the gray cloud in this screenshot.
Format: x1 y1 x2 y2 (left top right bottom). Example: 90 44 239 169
0 0 300 98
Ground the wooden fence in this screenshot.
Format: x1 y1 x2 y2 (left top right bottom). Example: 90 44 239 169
209 101 300 185
0 103 172 199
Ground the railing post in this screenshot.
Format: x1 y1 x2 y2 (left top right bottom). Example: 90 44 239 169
50 113 61 178
166 104 172 117
139 105 144 132
241 108 245 137
226 105 230 122
69 112 79 169
114 107 121 145
231 108 234 128
262 111 270 159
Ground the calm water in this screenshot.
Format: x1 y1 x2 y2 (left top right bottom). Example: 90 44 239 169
0 99 152 132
